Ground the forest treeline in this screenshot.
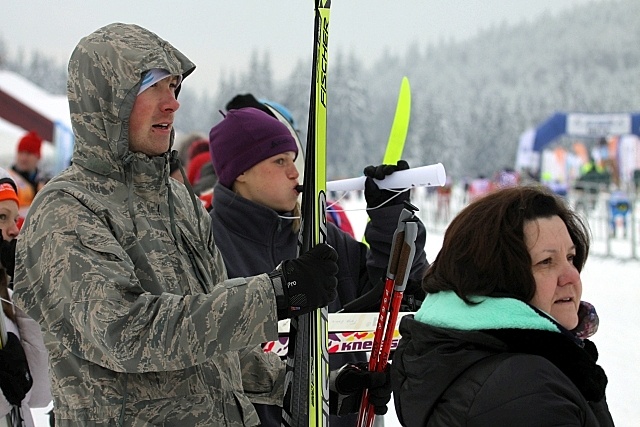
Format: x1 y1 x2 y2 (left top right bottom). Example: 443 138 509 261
2 0 637 181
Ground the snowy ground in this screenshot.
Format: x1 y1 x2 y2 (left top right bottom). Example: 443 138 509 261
30 186 640 426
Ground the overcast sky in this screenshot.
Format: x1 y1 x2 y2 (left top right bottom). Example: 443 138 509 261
4 0 608 93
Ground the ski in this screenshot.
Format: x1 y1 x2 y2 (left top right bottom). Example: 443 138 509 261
362 76 411 245
383 76 411 164
281 1 331 427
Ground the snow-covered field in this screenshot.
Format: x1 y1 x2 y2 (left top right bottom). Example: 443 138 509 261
30 187 640 426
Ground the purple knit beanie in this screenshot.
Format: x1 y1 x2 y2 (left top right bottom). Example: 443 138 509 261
209 107 298 188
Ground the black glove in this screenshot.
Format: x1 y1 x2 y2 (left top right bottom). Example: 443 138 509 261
400 278 426 311
0 332 33 405
0 236 17 280
364 160 410 208
329 362 392 416
269 243 338 319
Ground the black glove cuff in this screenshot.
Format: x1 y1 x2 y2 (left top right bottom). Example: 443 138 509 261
268 263 290 319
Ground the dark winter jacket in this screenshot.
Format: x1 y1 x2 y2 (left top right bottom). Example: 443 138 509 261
392 291 614 427
210 183 427 426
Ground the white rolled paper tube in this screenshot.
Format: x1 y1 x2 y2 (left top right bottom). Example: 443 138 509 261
326 163 447 192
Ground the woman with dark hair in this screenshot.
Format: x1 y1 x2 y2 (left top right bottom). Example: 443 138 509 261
391 185 614 426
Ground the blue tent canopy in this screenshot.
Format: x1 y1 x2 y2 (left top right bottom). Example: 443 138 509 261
531 111 640 152
516 111 640 172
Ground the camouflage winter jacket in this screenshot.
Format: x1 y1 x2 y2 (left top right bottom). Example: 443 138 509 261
13 23 280 426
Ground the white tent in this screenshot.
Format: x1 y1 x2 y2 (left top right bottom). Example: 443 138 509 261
0 70 73 174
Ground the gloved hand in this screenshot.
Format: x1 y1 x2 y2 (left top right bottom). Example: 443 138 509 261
329 362 392 416
364 160 410 208
0 332 33 405
400 278 426 311
269 243 338 319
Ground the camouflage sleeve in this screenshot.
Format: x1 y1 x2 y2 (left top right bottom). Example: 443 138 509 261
13 191 279 374
239 344 285 406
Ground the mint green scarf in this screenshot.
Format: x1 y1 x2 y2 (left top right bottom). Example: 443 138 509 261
414 291 560 333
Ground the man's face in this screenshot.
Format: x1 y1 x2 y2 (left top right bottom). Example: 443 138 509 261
128 76 180 156
15 151 39 173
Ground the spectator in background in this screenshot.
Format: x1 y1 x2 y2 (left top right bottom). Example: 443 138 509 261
492 167 520 190
467 174 491 202
435 178 452 223
185 138 210 183
174 131 207 169
170 135 217 210
10 131 49 217
607 188 630 238
186 141 215 191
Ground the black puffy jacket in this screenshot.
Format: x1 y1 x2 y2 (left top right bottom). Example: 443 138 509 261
392 303 614 426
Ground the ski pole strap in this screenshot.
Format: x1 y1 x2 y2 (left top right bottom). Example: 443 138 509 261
386 206 412 278
393 216 419 293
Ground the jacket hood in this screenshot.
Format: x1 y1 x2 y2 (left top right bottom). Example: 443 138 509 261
67 22 196 179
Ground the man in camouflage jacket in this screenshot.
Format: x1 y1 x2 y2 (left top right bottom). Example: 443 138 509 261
12 23 339 426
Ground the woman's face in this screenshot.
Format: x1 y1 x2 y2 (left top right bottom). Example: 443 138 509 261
234 151 300 212
0 199 20 241
525 215 582 329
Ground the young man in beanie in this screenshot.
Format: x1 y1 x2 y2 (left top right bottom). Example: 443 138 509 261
208 107 429 426
12 23 343 427
10 131 49 217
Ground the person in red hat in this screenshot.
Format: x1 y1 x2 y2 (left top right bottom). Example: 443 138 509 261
9 131 50 217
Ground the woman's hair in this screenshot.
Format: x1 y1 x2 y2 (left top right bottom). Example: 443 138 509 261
423 185 590 303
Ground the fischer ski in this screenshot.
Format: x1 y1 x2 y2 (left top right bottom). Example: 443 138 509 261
281 1 331 427
357 203 420 427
